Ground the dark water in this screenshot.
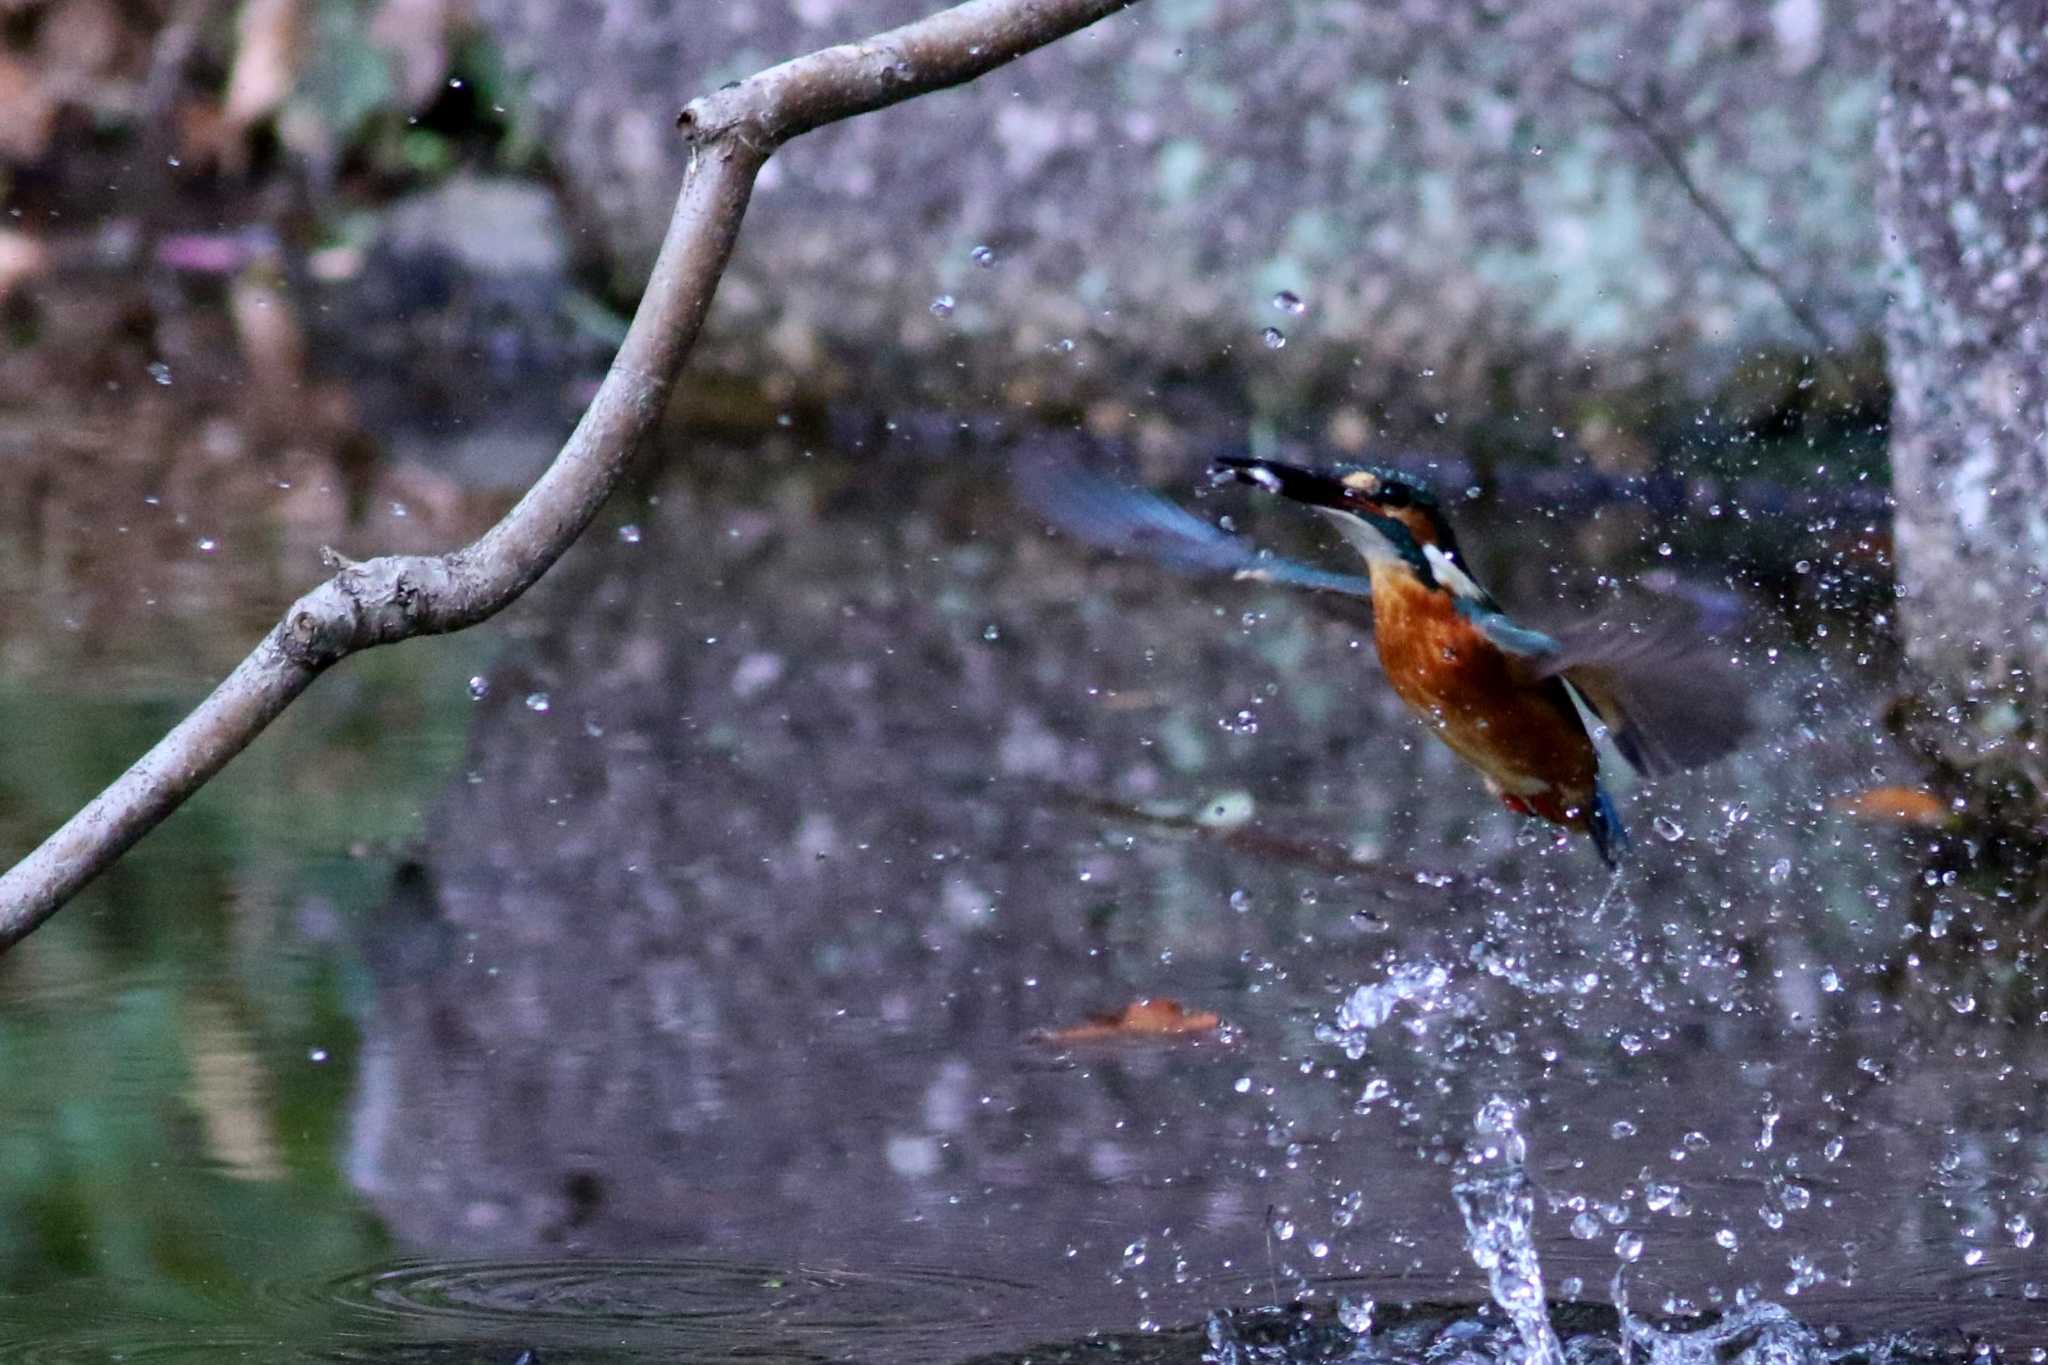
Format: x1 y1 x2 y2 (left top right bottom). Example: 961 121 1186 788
1 274 2043 1362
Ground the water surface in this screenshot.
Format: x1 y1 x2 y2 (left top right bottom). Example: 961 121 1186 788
0 278 2040 1362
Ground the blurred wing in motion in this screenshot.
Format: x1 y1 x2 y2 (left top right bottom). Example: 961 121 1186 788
1018 455 1753 775
1538 597 1755 778
1015 456 1377 601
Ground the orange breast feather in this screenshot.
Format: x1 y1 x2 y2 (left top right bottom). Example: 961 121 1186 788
1368 569 1598 814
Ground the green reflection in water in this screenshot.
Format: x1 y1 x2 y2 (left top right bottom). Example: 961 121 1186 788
0 633 495 1346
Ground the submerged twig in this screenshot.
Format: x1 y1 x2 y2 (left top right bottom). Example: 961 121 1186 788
0 0 1143 949
1045 785 1478 902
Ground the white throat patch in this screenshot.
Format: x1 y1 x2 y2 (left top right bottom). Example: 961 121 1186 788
1313 507 1487 602
1423 543 1487 601
1313 506 1406 568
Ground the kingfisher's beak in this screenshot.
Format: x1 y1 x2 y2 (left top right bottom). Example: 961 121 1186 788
1212 456 1371 510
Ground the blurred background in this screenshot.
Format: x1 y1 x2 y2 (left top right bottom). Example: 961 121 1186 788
1 1 2045 1361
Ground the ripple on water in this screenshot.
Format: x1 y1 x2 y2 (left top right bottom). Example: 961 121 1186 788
322 1255 1055 1360
0 1329 290 1365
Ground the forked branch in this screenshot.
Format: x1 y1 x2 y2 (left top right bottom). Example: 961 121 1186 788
0 0 1141 949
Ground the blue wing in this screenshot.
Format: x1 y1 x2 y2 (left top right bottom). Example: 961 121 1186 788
1016 457 1377 601
1453 598 1562 659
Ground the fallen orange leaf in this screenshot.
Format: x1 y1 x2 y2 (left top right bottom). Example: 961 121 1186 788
1831 785 1949 828
1039 997 1223 1044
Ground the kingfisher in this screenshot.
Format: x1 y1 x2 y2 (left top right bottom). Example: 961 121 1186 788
1020 454 1751 866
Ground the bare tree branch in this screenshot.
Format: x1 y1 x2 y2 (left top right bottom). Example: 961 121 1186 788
1567 73 1840 355
0 0 1141 950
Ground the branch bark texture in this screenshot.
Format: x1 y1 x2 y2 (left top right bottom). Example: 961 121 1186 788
0 0 1140 950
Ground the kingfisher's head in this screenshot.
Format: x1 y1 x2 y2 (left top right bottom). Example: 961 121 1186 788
1212 456 1471 587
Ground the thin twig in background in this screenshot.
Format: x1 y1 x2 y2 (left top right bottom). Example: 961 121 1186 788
1567 73 1839 355
0 0 1143 950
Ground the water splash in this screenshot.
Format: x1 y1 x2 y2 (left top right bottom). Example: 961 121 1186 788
1315 960 1459 1059
1629 1302 1820 1365
1192 1299 1955 1365
1454 1096 1565 1365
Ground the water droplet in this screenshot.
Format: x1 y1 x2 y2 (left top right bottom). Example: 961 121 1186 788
524 691 551 713
1259 326 1287 349
1615 1231 1644 1262
467 675 490 700
930 294 955 318
1122 1238 1148 1269
618 524 642 544
147 360 173 385
1338 1297 1374 1334
195 537 217 553
1652 815 1684 842
1769 857 1793 885
2009 1214 2036 1249
970 244 997 268
1571 1212 1602 1239
1530 144 1545 156
1319 961 1455 1059
307 1047 329 1063
1610 1119 1637 1138
1271 289 1306 315
1269 1213 1296 1242
982 623 1000 641
1714 1228 1739 1250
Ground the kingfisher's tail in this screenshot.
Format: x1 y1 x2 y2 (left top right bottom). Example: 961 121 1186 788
1587 784 1630 869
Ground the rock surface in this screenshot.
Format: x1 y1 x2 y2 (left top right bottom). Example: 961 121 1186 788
1879 0 2048 764
476 0 1883 422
